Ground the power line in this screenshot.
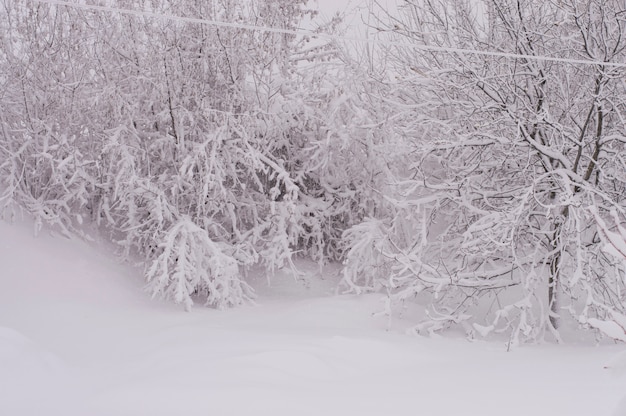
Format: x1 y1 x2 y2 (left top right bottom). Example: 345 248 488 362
28 0 626 68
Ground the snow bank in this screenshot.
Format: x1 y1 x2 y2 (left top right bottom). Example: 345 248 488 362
0 218 624 416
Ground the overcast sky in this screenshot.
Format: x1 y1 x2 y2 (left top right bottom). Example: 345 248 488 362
310 0 402 38
314 0 362 19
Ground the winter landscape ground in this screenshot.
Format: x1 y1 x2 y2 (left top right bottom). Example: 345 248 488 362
1 216 626 416
3 0 626 413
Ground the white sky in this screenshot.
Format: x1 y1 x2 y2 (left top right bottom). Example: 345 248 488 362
314 0 364 20
310 0 402 41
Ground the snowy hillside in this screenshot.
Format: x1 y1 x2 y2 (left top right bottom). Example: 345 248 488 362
1 217 625 416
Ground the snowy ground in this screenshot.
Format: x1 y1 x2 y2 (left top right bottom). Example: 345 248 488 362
1 216 625 416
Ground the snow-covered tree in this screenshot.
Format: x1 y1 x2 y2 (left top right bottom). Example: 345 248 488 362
0 0 363 308
342 0 626 343
0 1 100 235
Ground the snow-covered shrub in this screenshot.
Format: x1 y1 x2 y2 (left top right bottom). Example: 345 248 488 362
341 218 393 293
146 217 252 310
582 209 626 342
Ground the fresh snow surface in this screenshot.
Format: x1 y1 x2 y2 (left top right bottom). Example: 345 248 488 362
1 217 626 416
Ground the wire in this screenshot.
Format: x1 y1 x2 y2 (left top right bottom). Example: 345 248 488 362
28 0 626 68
